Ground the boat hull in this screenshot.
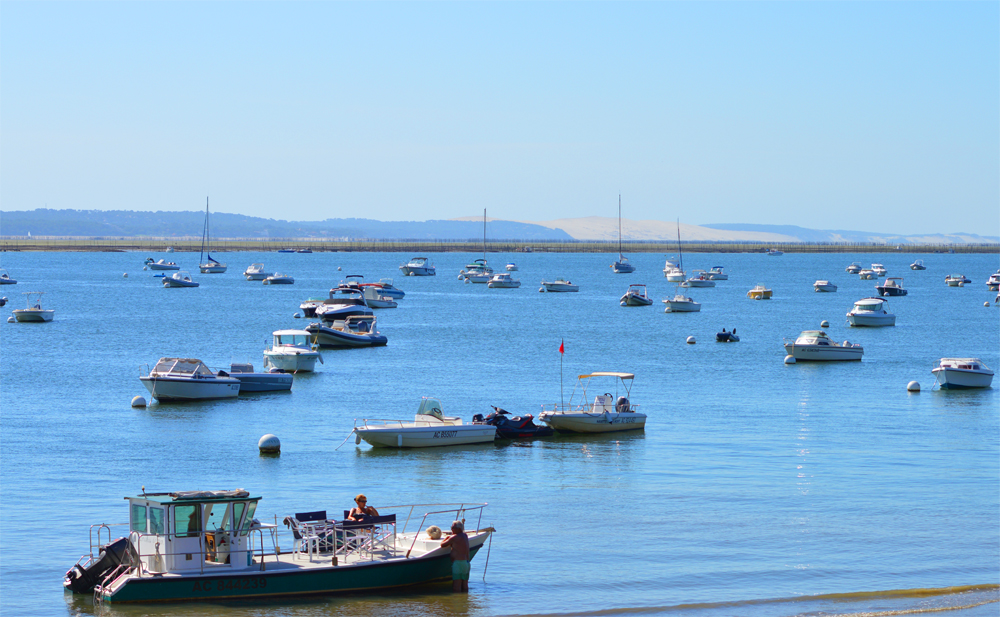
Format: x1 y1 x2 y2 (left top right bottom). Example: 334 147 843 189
356 426 497 448
662 301 700 312
399 266 435 276
612 262 635 274
783 344 863 361
163 279 199 288
932 369 994 389
876 287 907 296
847 314 895 327
621 295 653 306
12 309 54 322
540 283 579 292
98 545 483 603
232 372 294 392
305 324 388 348
200 265 228 274
140 377 241 401
814 284 837 292
245 273 270 281
148 263 180 271
538 412 646 433
263 353 319 373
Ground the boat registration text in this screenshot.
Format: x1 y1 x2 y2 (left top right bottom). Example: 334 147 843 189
434 430 458 438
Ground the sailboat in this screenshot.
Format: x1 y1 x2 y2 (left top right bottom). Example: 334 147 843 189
461 209 494 283
610 195 635 273
663 220 686 282
199 197 227 274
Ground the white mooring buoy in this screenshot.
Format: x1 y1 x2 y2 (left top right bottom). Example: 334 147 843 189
259 434 281 454
686 336 696 344
123 273 128 278
820 320 830 328
907 381 920 392
985 302 990 307
293 312 301 318
7 317 14 323
131 395 147 408
784 355 796 364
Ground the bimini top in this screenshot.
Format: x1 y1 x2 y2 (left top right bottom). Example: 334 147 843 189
130 489 257 504
579 372 634 380
273 329 312 337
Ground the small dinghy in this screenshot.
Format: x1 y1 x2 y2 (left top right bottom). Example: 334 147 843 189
716 328 740 343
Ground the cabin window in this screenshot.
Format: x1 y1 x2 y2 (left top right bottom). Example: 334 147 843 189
204 503 231 531
130 505 147 533
232 502 246 532
240 501 258 535
149 507 165 534
175 504 201 537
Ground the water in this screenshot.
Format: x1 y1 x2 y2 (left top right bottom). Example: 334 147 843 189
1 251 998 617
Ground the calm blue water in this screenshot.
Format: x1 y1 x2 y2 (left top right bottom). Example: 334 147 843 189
1 251 998 617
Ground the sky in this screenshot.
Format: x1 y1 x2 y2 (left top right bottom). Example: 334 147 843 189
1 2 997 235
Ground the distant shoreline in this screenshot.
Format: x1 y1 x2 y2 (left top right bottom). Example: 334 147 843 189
1 238 997 254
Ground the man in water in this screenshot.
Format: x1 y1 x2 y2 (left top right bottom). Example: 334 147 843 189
441 520 470 592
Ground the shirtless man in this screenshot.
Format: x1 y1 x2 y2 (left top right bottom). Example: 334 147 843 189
440 520 470 592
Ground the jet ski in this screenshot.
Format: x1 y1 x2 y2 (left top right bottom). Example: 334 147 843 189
716 328 740 343
474 406 555 439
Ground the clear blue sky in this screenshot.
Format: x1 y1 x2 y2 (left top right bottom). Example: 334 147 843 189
2 2 997 235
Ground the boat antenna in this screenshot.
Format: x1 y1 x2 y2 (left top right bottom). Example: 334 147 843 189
559 339 565 409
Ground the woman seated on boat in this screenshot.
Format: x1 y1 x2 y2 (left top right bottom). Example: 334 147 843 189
347 494 379 521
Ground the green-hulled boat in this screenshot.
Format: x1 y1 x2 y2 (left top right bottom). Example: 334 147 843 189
64 490 491 604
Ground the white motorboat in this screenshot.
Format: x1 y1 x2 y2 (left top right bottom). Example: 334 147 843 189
876 277 907 296
399 256 436 276
459 258 493 282
847 297 896 327
0 269 15 285
305 315 388 348
362 286 398 308
620 284 653 307
932 358 994 389
846 263 862 274
987 270 1000 291
538 372 645 433
146 259 180 271
354 397 497 448
663 257 685 282
945 274 970 286
162 271 199 288
871 263 887 276
858 269 876 280
747 284 772 300
244 264 272 281
362 278 405 299
139 358 242 401
706 266 728 280
681 270 716 288
12 291 54 322
313 287 373 321
263 273 295 285
814 280 838 292
227 363 293 393
766 248 784 256
506 262 519 271
610 195 635 273
488 272 521 288
539 278 579 292
910 260 927 271
263 330 323 373
783 330 863 361
198 198 227 274
662 290 701 312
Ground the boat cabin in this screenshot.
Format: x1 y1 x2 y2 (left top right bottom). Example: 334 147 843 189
794 330 833 345
126 490 261 573
852 298 888 312
272 330 314 349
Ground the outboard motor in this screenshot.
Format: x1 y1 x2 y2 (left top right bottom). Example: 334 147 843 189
472 413 485 423
616 396 630 414
64 536 131 593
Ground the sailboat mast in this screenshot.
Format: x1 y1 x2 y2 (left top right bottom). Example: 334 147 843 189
676 219 683 272
618 195 623 258
200 197 209 263
483 209 486 261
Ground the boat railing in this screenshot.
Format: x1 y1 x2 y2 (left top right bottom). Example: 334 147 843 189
540 403 641 414
372 503 487 557
355 418 461 429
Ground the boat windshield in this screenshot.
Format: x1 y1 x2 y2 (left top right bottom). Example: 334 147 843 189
153 358 213 376
416 397 445 419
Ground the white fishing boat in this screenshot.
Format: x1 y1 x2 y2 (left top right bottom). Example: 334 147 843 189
505 263 519 271
766 248 784 256
910 260 927 271
305 315 388 348
362 279 405 299
871 263 887 276
354 397 497 448
663 257 685 282
139 358 242 401
399 257 436 276
846 263 862 274
945 274 970 286
875 277 907 296
243 264 272 281
198 198 227 274
846 297 895 327
662 289 701 312
620 284 653 307
488 272 521 288
263 273 295 285
146 259 180 271
783 331 863 361
858 269 876 280
706 266 728 280
610 195 635 273
64 490 492 603
313 287 373 321
0 268 16 285
747 284 772 300
12 291 54 322
227 363 293 393
163 271 199 288
987 270 1000 291
539 278 579 292
538 372 646 433
814 280 838 292
932 358 994 389
362 286 398 308
263 330 322 373
681 270 716 288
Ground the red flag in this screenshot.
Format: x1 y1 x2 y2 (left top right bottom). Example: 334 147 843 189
559 339 564 354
